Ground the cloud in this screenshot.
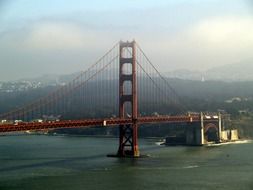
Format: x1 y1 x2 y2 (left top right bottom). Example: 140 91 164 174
189 16 253 48
0 20 122 80
22 21 117 51
24 22 87 50
156 16 253 54
0 20 116 52
1 15 253 80
137 16 253 70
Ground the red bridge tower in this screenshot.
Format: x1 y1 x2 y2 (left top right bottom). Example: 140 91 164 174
117 40 139 157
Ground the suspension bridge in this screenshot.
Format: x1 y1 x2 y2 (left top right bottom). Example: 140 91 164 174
0 40 223 157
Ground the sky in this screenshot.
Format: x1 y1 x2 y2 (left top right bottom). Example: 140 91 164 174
0 0 253 81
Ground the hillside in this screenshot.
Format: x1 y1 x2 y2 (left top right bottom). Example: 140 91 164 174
1 77 253 116
1 77 253 137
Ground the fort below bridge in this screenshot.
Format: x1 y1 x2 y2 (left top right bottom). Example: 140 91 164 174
166 112 238 146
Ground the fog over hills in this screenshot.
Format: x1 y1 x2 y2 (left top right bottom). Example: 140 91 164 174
1 59 252 86
205 61 253 81
166 60 253 82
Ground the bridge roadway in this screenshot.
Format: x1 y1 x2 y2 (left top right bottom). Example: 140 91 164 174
0 115 203 133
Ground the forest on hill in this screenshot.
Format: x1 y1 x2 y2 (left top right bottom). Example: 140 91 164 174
1 78 253 137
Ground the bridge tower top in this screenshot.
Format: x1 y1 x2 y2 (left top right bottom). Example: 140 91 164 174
119 40 137 119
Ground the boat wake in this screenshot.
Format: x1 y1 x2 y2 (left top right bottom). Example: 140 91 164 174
182 165 199 169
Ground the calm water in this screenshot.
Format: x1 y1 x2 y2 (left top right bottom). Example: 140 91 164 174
0 135 252 190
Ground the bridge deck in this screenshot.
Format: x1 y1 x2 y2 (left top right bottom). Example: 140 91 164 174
0 115 201 133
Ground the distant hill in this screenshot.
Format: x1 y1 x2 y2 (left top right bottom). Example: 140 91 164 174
165 60 253 82
165 69 203 81
205 61 253 81
1 59 253 93
16 72 81 85
2 57 252 85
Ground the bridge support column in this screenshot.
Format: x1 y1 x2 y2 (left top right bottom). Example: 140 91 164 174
116 40 140 158
218 113 222 142
185 113 204 145
200 112 205 145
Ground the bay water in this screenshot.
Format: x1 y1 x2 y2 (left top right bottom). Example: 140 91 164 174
0 135 252 190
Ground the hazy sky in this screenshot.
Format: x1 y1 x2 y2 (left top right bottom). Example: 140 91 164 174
0 0 253 81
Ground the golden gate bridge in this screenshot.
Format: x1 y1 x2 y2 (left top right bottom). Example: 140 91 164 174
0 40 221 157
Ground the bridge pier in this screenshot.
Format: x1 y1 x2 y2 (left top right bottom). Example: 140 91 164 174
185 125 204 146
117 123 140 157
